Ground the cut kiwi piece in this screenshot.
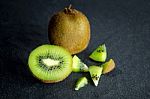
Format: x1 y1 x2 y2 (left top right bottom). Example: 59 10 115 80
89 44 107 62
75 77 88 90
89 66 103 86
72 55 88 72
28 44 72 83
102 59 115 74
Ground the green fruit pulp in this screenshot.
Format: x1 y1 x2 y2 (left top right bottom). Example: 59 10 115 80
28 44 72 82
102 59 115 74
72 55 88 72
89 44 107 62
75 77 88 90
89 66 103 86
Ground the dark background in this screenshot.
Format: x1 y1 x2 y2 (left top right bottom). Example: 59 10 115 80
0 0 150 99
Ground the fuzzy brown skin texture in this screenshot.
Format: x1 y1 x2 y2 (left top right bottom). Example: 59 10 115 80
102 59 116 74
48 7 90 55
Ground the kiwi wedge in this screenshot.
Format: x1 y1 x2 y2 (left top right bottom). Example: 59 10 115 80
89 44 107 62
28 44 72 83
72 55 88 72
89 66 103 86
48 5 90 54
75 77 88 90
102 59 115 74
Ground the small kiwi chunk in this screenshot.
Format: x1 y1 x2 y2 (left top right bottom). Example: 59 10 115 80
28 44 72 83
75 77 88 90
72 55 88 72
48 5 90 54
89 44 107 62
102 59 115 74
89 66 103 86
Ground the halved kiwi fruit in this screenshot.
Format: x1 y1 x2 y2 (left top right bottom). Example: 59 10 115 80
28 44 72 83
48 5 90 54
89 66 103 86
89 44 107 62
75 77 88 90
102 59 115 74
72 55 88 72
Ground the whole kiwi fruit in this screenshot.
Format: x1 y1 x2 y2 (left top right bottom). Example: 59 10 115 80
48 5 90 54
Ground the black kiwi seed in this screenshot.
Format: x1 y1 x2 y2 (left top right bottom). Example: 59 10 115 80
97 49 104 53
60 60 64 64
97 50 101 53
48 67 53 71
92 74 99 80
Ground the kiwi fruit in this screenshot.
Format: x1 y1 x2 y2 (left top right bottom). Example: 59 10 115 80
72 55 88 72
102 59 115 74
48 5 90 54
75 77 88 90
89 66 103 86
28 44 72 83
89 44 107 62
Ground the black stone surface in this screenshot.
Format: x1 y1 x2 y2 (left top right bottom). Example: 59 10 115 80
0 0 150 99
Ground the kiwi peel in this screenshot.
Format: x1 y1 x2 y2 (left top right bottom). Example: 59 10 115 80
48 5 90 54
89 66 103 86
102 59 115 74
75 77 88 90
28 44 72 83
89 44 107 62
72 55 88 72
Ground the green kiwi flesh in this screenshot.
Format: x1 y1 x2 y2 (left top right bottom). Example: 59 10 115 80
28 44 72 83
75 77 88 90
72 55 88 72
89 66 103 86
89 44 107 62
102 59 115 74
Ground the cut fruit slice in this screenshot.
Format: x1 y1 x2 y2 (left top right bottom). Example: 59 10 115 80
89 44 107 62
75 77 88 90
72 55 88 72
89 66 103 86
102 59 115 74
28 44 72 83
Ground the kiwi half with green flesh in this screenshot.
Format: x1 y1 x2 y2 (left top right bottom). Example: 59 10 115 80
89 66 103 86
72 55 88 72
28 44 72 83
75 77 88 90
102 59 115 74
89 44 107 62
48 5 90 55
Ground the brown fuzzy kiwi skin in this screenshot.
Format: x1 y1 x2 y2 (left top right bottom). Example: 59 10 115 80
102 59 116 74
48 6 90 55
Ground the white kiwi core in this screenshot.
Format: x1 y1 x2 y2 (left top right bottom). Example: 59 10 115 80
42 58 60 67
